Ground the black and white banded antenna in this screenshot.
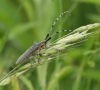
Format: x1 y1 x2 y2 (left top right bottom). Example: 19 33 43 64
46 29 72 42
45 11 71 41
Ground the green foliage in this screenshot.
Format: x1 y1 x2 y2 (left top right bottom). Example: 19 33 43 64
0 0 100 90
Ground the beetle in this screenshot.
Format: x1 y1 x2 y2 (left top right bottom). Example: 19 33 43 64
16 11 71 64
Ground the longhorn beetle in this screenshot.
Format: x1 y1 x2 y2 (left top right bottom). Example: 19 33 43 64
16 11 71 64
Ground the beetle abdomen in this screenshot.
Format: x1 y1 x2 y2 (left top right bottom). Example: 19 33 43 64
16 44 39 64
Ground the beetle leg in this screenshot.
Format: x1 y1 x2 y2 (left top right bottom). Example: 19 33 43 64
29 58 33 68
29 54 37 68
36 50 42 64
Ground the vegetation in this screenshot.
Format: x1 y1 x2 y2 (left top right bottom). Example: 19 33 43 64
0 0 100 90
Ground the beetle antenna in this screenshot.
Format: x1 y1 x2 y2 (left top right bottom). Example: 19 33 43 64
46 29 72 42
45 11 71 40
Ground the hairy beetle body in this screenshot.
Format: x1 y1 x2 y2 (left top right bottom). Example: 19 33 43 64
16 11 70 64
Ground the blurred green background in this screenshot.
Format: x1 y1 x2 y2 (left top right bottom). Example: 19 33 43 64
0 0 100 90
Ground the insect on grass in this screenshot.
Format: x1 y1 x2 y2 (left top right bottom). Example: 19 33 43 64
16 11 71 64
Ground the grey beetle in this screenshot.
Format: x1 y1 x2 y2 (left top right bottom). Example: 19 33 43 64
16 11 70 64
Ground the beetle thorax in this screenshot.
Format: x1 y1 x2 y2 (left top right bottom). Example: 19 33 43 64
38 40 47 48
